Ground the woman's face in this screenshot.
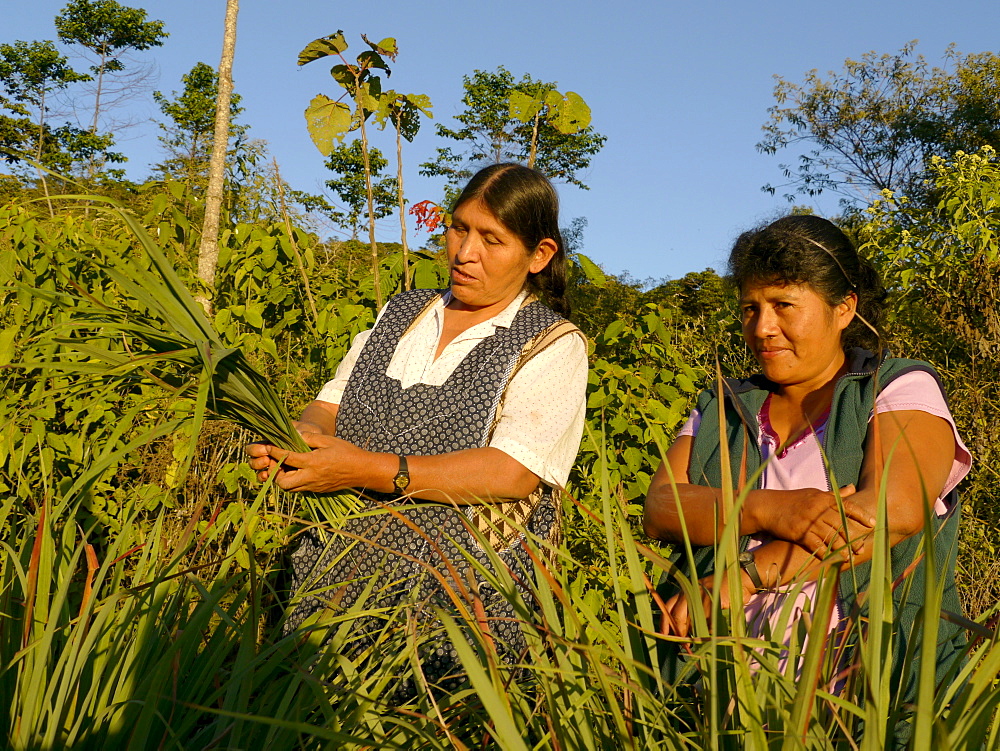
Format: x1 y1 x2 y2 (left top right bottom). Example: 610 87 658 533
740 281 857 390
445 198 556 312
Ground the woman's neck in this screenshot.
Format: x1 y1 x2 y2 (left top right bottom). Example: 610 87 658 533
769 353 848 448
435 289 523 359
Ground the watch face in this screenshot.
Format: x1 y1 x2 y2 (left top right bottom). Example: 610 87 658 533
394 474 410 491
738 551 752 565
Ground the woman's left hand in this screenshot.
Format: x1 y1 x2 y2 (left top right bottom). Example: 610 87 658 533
248 433 386 493
660 570 756 637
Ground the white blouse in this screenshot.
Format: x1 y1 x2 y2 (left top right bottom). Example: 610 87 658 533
316 289 588 489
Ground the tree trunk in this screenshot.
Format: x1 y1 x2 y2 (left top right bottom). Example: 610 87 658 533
358 111 383 309
395 112 410 291
35 92 54 218
195 0 239 317
528 111 540 169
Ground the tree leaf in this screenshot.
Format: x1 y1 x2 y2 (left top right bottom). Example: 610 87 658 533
304 94 353 156
405 93 433 117
508 90 543 123
549 91 592 134
297 31 348 66
357 50 389 74
576 253 607 286
330 64 355 89
361 34 398 59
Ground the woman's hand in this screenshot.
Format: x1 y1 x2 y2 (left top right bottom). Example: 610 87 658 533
660 570 756 637
247 433 392 494
748 484 876 557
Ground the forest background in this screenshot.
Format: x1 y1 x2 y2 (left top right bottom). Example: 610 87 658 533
3 0 1000 747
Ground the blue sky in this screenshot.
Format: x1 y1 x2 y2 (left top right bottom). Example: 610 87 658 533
5 0 1000 282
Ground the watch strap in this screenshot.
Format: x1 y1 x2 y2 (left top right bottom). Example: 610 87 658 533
739 550 766 592
392 455 410 494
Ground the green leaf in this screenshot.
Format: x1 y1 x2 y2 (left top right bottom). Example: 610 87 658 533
405 92 433 117
508 90 543 123
304 94 353 156
357 50 388 72
0 326 18 366
603 319 625 340
549 91 592 134
576 253 607 286
244 304 264 329
330 64 356 88
297 31 348 66
374 37 398 55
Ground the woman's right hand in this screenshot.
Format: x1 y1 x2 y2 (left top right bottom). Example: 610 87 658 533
749 484 875 557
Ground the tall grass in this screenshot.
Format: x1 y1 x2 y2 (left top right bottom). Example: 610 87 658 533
2 197 999 748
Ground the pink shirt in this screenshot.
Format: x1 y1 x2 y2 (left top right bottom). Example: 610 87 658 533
678 370 971 666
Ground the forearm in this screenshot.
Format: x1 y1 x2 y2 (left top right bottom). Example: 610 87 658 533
344 446 542 504
643 481 785 544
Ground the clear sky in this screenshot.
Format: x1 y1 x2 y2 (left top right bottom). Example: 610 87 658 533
5 0 1000 282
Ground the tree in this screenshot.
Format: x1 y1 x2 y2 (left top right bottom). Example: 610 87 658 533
153 61 245 191
298 30 400 308
420 67 606 194
323 140 396 240
0 39 122 203
759 43 1000 206
54 0 167 165
0 40 87 201
376 90 432 289
196 0 238 315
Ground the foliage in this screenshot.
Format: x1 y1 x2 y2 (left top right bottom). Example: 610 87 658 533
419 66 607 195
0 40 89 165
861 146 1000 612
298 30 404 308
323 139 396 240
54 0 168 134
2 153 1000 745
760 42 1000 205
153 61 246 190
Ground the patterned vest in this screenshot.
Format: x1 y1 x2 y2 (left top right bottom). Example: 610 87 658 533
335 287 573 550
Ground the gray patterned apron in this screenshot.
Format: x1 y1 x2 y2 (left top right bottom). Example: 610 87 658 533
286 288 570 696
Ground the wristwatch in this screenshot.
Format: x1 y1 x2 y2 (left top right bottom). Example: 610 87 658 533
392 455 411 494
738 550 767 593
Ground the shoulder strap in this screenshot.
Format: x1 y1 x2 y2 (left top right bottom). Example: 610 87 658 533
484 318 586 449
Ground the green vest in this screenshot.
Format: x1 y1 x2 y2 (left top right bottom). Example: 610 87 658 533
663 349 966 742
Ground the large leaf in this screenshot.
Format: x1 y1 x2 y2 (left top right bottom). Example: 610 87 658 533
549 91 592 134
508 90 543 124
304 94 353 156
297 31 348 66
405 92 433 117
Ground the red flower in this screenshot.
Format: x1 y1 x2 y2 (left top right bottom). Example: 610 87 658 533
410 199 445 232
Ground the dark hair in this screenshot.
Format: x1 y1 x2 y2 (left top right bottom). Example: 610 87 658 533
451 163 570 316
727 214 886 352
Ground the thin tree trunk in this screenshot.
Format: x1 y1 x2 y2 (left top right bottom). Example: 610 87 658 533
86 48 108 179
35 92 54 218
395 112 410 290
358 111 383 309
90 48 106 133
528 111 540 169
273 158 319 326
195 0 239 317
